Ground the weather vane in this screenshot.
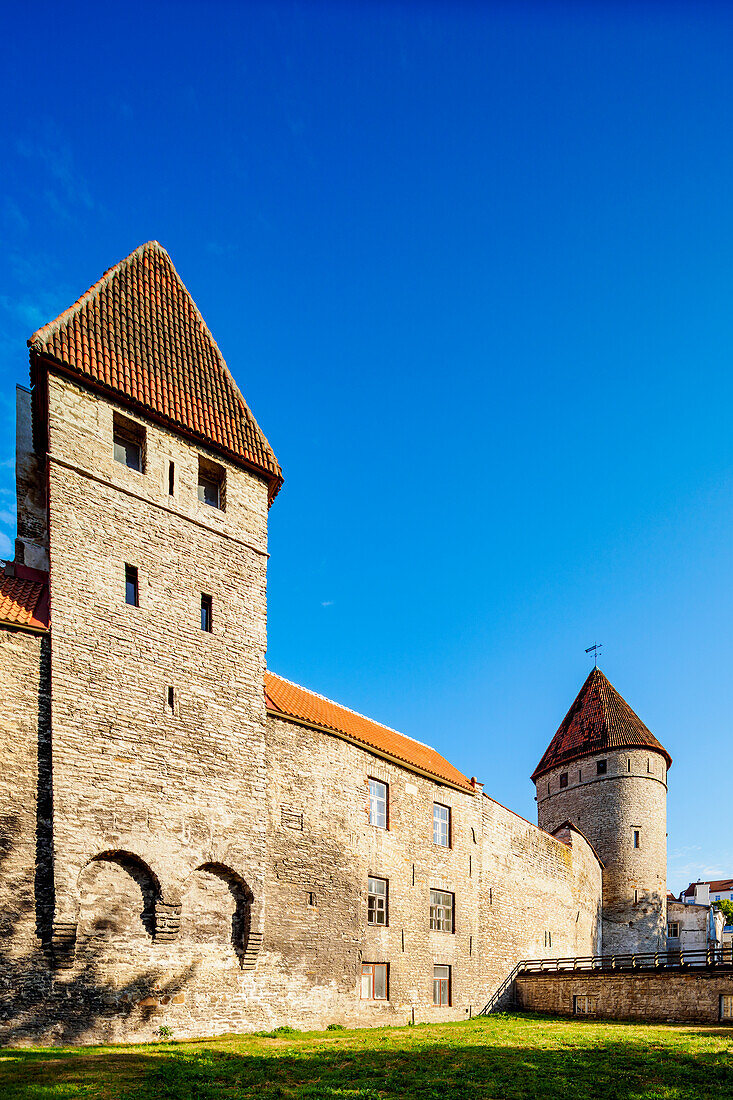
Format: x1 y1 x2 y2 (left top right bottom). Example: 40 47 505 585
585 643 602 667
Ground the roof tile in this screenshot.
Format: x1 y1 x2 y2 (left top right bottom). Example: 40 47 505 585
265 671 475 792
0 572 49 632
28 241 283 502
532 666 671 781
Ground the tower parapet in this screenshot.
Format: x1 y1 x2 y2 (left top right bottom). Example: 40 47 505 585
532 667 671 955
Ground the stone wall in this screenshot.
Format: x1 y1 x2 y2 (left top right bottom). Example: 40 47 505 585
536 748 668 954
515 969 733 1023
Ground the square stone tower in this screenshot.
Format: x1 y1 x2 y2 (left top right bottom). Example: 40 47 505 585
23 242 283 966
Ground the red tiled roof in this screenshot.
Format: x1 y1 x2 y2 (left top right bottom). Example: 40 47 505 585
531 666 671 782
265 671 475 792
0 569 49 632
28 242 283 502
683 879 733 897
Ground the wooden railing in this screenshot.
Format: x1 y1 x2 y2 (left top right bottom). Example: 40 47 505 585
479 945 733 1015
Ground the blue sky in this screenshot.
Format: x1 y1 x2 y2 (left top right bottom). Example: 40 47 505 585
2 0 733 894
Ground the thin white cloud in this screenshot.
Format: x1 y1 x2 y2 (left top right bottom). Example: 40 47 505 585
0 531 12 558
321 600 334 607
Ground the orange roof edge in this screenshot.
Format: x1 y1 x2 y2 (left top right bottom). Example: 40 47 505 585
265 670 475 793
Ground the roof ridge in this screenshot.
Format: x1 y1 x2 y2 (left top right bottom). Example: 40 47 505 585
265 669 434 751
28 241 162 348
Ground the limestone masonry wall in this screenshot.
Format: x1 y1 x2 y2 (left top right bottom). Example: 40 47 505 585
516 970 733 1023
0 370 601 1043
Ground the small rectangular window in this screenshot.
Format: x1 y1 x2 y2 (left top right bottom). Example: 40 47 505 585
167 686 175 712
198 456 225 509
559 772 568 788
596 760 607 775
113 413 145 472
125 564 139 607
430 889 454 933
668 922 680 938
720 994 733 1020
633 830 640 849
433 803 451 847
369 779 388 829
361 962 388 1001
433 965 451 1006
368 876 388 926
201 593 213 632
168 460 175 496
307 891 316 907
574 995 597 1015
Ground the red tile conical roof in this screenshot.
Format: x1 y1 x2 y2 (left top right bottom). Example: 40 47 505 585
28 241 283 502
531 666 671 782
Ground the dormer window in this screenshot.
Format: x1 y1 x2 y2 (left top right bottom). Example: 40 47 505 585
198 456 225 510
113 413 145 472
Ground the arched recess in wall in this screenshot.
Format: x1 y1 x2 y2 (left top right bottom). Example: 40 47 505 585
76 851 161 945
180 862 255 966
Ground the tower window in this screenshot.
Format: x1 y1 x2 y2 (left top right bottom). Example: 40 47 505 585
198 456 225 509
307 891 316 907
596 760 607 775
559 772 568 788
628 759 631 772
201 593 213 632
633 830 640 848
113 413 145 472
168 460 175 496
167 686 175 712
124 564 139 607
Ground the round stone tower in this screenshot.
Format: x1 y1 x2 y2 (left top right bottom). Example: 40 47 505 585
532 667 672 956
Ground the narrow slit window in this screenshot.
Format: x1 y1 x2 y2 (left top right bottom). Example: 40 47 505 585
167 686 175 712
633 830 640 849
433 965 451 1006
168 461 175 495
125 564 139 607
307 891 316 907
201 593 213 632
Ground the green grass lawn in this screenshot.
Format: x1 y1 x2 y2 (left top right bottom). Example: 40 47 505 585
1 1013 732 1100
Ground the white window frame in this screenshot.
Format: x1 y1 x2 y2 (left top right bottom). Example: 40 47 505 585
367 876 388 926
430 889 454 933
368 779 388 829
433 803 451 847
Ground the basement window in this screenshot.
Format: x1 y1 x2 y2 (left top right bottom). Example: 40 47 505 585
197 456 225 509
433 965 451 1006
596 760 607 775
574 995 597 1015
368 876 388 926
720 995 733 1020
113 413 145 472
559 773 568 788
668 922 680 938
361 962 388 1001
201 593 213 633
125 564 139 607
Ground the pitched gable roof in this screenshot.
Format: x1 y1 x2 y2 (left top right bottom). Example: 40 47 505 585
265 671 475 792
28 241 283 502
531 666 671 782
0 568 49 633
683 879 733 897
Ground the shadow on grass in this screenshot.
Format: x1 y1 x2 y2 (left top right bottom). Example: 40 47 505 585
2 1023 733 1100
